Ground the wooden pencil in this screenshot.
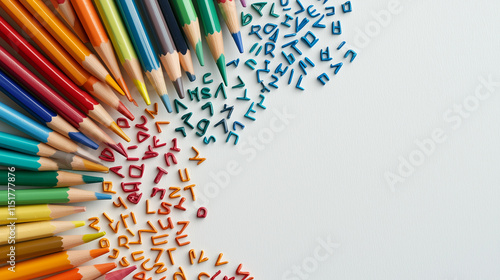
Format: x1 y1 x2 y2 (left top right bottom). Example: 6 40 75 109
140 0 185 99
0 187 112 206
0 132 108 172
0 205 85 225
0 149 107 172
0 232 105 263
42 263 117 280
94 0 150 105
170 0 205 66
49 0 89 43
158 0 196 81
0 10 135 121
0 248 109 279
19 0 125 95
0 101 99 163
0 67 98 150
194 0 228 85
217 0 244 53
116 0 172 112
0 220 85 245
70 0 133 103
0 170 103 187
0 45 130 156
96 265 136 280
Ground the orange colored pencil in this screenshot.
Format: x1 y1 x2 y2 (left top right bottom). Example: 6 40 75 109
42 263 117 280
0 249 109 280
0 0 135 121
49 0 89 43
71 0 134 105
19 0 126 96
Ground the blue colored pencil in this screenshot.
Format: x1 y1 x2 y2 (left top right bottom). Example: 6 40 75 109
115 0 172 113
0 69 98 150
0 101 99 163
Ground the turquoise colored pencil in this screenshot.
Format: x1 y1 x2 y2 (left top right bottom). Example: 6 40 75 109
115 0 172 113
0 101 99 162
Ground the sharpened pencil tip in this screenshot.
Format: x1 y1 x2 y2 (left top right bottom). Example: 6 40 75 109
133 80 151 105
95 192 112 200
117 101 135 121
160 95 173 113
232 31 244 53
82 231 106 243
82 174 104 184
90 248 110 258
195 41 205 66
105 75 126 96
73 221 86 228
107 142 128 158
185 71 196 82
82 158 109 172
67 131 99 150
216 55 228 86
75 206 86 213
109 123 131 142
173 78 185 99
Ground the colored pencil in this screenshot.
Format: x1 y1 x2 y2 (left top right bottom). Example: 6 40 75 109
0 132 108 172
19 0 126 96
0 148 107 172
0 101 99 163
0 45 130 156
0 220 85 245
170 0 205 66
0 205 85 225
0 170 103 187
217 0 244 53
49 0 89 43
240 0 247 7
43 263 117 280
94 0 149 105
116 0 172 112
0 232 105 263
0 248 109 279
96 265 137 280
158 0 196 81
140 0 185 99
194 0 228 85
0 68 98 150
0 9 135 121
0 187 112 206
70 0 133 104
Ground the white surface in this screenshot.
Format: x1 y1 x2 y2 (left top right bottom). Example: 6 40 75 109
1 0 500 279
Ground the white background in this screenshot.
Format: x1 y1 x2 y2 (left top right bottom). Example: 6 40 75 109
1 0 500 279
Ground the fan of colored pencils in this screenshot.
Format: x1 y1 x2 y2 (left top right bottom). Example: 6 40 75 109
0 0 245 278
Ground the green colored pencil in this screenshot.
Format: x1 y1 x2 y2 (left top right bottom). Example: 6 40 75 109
170 0 205 66
94 0 151 105
0 170 103 187
193 0 227 85
0 187 111 205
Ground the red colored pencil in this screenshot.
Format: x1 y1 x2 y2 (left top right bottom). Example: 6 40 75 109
0 45 128 157
0 17 134 137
